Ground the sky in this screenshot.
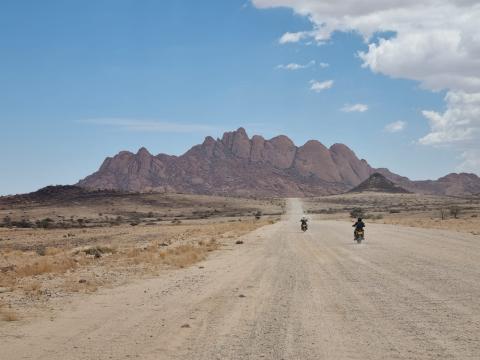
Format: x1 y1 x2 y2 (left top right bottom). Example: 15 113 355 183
1 0 479 195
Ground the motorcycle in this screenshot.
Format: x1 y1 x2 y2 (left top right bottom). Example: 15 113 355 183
354 229 365 243
301 222 308 232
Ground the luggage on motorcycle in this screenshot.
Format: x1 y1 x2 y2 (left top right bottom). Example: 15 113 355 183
354 229 364 243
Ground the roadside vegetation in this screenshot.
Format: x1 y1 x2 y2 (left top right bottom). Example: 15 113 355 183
0 192 283 323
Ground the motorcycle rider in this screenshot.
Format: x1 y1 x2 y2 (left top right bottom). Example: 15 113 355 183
352 217 365 236
300 216 308 230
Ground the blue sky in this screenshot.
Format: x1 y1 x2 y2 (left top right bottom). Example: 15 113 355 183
0 0 466 195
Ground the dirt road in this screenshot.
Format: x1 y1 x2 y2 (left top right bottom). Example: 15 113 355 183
2 199 480 359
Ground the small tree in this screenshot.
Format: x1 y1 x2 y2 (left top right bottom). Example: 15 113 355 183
449 206 461 219
440 208 448 220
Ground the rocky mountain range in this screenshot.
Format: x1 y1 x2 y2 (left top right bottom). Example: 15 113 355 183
78 128 480 197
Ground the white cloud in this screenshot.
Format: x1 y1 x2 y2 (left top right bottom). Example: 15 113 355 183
318 62 329 68
385 120 407 133
279 31 311 44
310 79 334 92
80 118 217 133
419 92 480 145
456 150 480 173
419 91 480 172
252 0 480 174
276 60 315 70
341 103 368 113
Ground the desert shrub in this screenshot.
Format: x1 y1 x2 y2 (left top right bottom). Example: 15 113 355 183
82 246 115 258
109 216 123 226
350 208 365 218
35 245 47 256
254 211 262 220
36 218 54 229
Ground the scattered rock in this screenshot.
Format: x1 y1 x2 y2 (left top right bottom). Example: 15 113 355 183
238 294 246 298
235 240 244 245
78 279 87 284
181 323 190 328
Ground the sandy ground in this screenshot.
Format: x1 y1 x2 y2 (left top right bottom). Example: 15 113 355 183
2 199 480 359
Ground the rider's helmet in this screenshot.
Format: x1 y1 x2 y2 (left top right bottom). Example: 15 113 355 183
357 217 362 222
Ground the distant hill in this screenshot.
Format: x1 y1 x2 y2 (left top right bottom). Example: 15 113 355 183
349 173 410 194
375 169 480 196
76 128 480 197
0 185 127 206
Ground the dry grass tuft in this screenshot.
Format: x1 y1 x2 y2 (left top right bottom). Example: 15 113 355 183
16 255 77 277
122 238 219 269
163 244 207 268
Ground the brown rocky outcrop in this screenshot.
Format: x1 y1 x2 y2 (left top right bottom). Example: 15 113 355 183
349 173 410 193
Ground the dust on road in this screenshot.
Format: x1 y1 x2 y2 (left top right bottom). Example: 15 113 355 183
2 199 480 359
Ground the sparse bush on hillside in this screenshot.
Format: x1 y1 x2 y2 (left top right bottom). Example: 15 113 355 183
11 219 34 228
307 208 339 215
